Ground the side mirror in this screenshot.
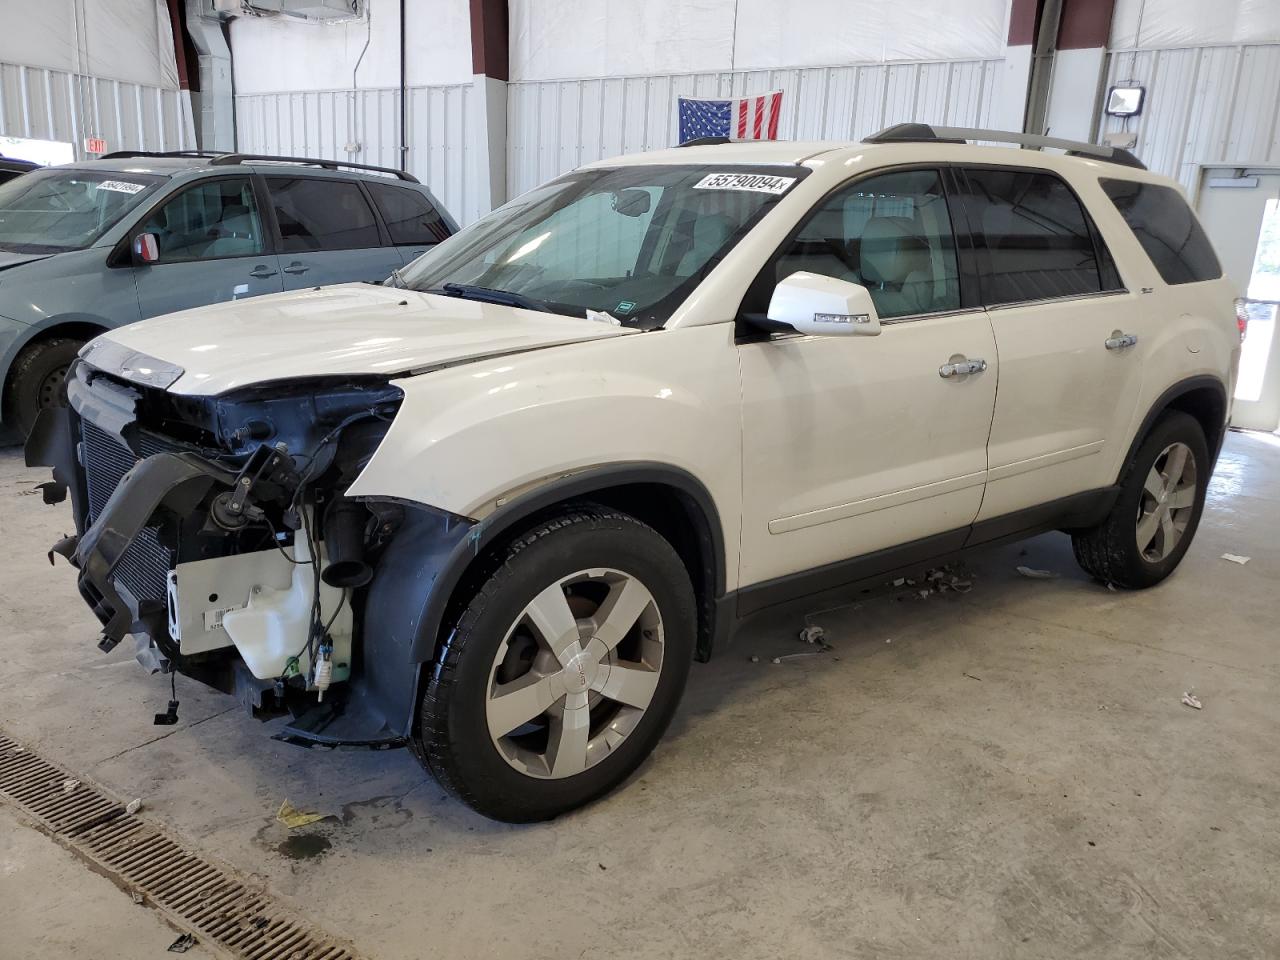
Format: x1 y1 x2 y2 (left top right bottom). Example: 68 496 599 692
764 272 881 337
132 232 159 264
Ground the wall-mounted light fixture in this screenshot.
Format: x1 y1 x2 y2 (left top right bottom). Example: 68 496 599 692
1105 85 1146 118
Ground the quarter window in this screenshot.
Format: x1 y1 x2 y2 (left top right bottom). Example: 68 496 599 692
366 182 451 245
1100 178 1221 285
765 169 962 319
960 168 1107 305
138 178 264 262
265 177 381 252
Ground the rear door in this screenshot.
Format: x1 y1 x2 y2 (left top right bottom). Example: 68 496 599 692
365 181 454 267
262 175 401 287
951 165 1143 523
131 175 284 318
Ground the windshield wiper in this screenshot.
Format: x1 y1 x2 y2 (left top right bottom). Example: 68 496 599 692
429 282 551 313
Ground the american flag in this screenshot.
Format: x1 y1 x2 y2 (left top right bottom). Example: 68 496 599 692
678 91 783 144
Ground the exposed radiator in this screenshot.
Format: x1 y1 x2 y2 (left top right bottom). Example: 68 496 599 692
80 420 175 607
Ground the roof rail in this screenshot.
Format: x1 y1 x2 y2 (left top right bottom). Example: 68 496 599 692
208 153 419 182
99 150 223 160
677 136 733 148
864 123 1147 170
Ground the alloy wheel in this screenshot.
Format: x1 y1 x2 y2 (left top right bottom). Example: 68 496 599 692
485 568 664 779
1135 441 1198 562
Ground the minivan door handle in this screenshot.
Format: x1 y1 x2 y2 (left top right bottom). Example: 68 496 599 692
1105 332 1139 350
248 264 278 279
282 261 310 275
939 357 988 378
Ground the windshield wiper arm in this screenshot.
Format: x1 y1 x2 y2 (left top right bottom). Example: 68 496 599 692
430 282 551 313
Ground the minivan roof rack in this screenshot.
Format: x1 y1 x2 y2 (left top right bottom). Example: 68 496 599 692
864 123 1147 170
97 150 419 182
209 153 419 182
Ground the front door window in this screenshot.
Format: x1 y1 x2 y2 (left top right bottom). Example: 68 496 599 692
138 178 264 261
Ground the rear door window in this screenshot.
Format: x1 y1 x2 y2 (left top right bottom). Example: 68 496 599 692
1099 178 1222 285
958 168 1110 306
264 177 381 252
366 183 451 245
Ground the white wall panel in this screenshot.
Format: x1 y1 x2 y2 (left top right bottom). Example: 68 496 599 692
1099 44 1280 191
0 60 193 159
235 84 484 225
506 59 1001 198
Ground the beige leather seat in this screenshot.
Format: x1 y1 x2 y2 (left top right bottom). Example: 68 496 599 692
859 216 935 317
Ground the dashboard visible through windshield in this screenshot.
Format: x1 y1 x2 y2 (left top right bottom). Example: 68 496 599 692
397 164 808 328
0 168 164 254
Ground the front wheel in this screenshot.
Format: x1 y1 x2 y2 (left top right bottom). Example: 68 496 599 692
413 507 696 822
4 337 83 438
1072 410 1210 588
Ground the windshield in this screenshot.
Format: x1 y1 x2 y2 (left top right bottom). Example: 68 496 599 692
0 168 164 253
398 164 807 328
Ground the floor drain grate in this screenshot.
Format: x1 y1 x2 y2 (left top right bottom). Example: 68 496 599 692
0 732 361 960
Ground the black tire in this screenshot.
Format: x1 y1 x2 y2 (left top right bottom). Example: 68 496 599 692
4 337 83 437
413 506 696 822
1072 410 1210 588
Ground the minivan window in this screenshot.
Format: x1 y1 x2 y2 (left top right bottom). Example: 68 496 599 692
265 177 381 252
367 182 451 245
0 169 163 253
138 178 264 262
763 168 961 319
960 168 1106 305
1100 178 1222 285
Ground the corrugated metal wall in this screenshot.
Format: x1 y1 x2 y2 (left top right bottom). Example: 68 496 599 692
235 84 483 224
1099 44 1280 192
506 59 1002 197
0 59 192 158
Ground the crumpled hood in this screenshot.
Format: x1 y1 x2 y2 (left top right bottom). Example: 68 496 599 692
93 283 637 395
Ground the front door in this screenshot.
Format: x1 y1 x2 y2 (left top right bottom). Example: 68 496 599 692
951 166 1145 522
1196 169 1280 432
737 168 997 590
132 176 283 317
263 176 404 288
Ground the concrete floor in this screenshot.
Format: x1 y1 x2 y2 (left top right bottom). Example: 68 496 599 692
1 432 1277 960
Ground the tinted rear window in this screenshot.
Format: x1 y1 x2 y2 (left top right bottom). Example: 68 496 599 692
265 177 381 252
1100 179 1221 285
367 182 451 245
960 168 1109 305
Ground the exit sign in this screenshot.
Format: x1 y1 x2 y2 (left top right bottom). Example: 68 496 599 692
83 136 107 154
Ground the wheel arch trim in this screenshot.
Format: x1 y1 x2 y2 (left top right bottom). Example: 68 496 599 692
408 461 727 667
1119 375 1228 482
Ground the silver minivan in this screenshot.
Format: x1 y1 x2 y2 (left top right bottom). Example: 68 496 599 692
0 152 456 438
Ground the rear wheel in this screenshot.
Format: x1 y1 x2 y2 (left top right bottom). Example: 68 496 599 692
4 337 83 437
1072 411 1210 588
413 506 696 822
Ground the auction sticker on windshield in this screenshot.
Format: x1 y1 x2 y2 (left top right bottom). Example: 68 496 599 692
97 180 147 195
693 173 796 194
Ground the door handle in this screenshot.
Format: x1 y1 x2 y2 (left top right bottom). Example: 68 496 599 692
939 358 988 378
1105 332 1139 350
248 264 278 279
283 262 310 275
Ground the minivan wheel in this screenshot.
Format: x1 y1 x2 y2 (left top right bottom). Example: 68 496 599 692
5 337 83 437
413 506 696 822
1072 411 1210 589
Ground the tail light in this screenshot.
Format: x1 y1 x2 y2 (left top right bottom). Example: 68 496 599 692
1235 298 1249 342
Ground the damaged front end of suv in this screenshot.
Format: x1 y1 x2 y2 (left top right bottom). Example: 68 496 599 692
26 339 472 747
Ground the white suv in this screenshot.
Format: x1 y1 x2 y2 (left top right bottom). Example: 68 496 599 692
28 125 1239 822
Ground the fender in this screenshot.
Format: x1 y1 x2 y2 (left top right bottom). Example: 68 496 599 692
0 314 112 424
1119 375 1229 479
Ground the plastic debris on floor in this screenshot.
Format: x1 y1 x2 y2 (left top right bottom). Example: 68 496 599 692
1016 565 1058 579
1220 553 1251 565
276 799 327 829
1182 692 1203 710
167 933 198 954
